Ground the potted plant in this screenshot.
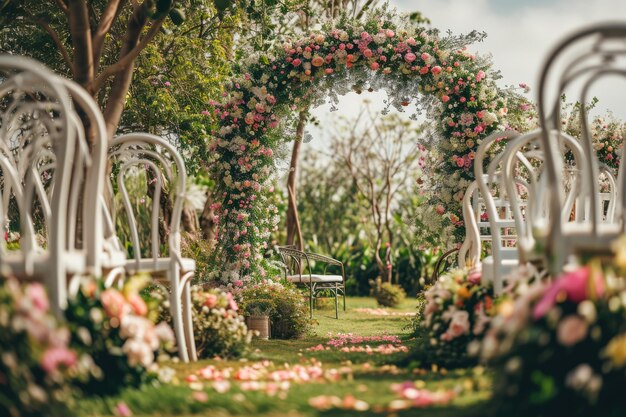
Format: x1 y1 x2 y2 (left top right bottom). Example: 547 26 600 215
243 298 274 340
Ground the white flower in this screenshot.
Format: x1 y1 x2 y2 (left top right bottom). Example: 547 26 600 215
482 111 498 126
185 180 208 211
123 338 154 368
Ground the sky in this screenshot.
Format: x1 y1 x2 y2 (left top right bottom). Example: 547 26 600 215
305 0 626 152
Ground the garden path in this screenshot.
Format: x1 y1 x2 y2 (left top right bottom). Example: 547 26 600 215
78 298 491 417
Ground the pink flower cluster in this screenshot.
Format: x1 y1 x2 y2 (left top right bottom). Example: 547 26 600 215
8 281 79 376
307 333 407 355
389 381 455 409
326 333 403 347
185 359 352 394
94 278 175 368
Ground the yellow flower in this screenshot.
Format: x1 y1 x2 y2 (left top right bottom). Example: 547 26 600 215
611 235 626 270
457 286 471 299
603 333 626 367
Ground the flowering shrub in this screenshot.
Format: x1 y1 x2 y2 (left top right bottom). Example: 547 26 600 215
155 286 252 359
207 7 519 283
65 276 175 396
307 333 409 355
590 116 624 171
481 257 626 416
0 279 84 417
237 280 311 339
375 282 406 307
411 268 493 367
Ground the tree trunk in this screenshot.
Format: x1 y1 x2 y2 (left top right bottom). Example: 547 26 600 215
286 109 308 249
199 190 217 247
182 207 198 235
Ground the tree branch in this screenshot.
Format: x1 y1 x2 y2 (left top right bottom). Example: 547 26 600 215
93 19 163 92
92 0 126 68
28 17 73 70
52 0 69 15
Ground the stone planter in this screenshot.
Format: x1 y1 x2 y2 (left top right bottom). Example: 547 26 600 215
246 315 270 340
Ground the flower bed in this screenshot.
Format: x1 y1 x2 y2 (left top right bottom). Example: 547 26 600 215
154 286 252 359
411 268 494 367
65 276 175 396
0 279 83 417
482 254 626 416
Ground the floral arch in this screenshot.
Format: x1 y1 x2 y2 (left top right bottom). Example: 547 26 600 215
208 9 512 284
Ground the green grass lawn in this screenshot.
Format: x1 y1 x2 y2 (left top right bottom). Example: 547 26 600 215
76 297 493 417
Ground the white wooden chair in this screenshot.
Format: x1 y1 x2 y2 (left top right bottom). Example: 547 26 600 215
536 24 626 274
473 131 523 294
0 55 78 317
497 129 588 265
107 133 197 362
53 77 111 298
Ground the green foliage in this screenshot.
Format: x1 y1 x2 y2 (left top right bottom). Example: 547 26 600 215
237 280 311 339
154 286 252 359
375 282 406 307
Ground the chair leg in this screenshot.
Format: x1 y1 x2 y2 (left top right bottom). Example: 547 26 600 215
343 288 346 311
182 281 197 361
169 286 189 363
309 285 313 319
334 283 338 319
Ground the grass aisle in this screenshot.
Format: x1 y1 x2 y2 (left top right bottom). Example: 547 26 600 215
77 297 491 417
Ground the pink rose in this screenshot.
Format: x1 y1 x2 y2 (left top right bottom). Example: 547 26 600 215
101 289 127 320
227 293 239 311
128 294 148 317
468 269 482 285
370 62 380 70
292 58 302 67
431 65 442 75
363 49 373 58
26 283 49 313
204 293 218 308
311 56 324 67
443 310 470 340
405 52 416 63
435 205 445 215
385 29 395 38
476 70 486 82
441 95 450 103
557 315 588 346
115 402 133 417
41 346 77 374
533 266 605 320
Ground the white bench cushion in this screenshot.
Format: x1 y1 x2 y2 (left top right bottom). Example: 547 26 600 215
286 274 343 283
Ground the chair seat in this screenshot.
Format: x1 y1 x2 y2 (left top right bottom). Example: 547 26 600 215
0 250 86 277
286 274 343 283
124 257 196 274
101 249 127 269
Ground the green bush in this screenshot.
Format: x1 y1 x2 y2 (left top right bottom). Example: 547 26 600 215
238 280 311 339
375 282 406 307
153 286 252 359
